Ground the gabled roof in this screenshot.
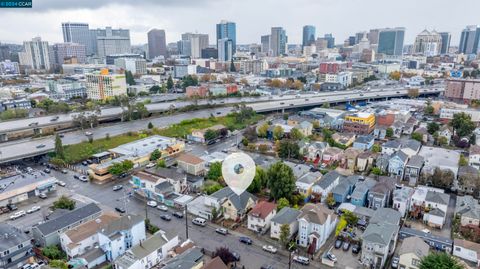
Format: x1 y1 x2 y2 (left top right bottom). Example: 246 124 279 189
64 212 120 245
176 153 205 165
0 223 31 250
383 140 401 149
401 139 421 152
390 150 408 163
351 178 377 200
362 223 397 246
370 176 396 195
271 207 301 225
470 145 480 155
298 203 336 225
99 214 144 238
249 201 276 220
406 155 424 168
425 191 449 205
211 187 257 213
202 257 228 269
297 172 322 185
399 236 429 258
355 135 374 144
314 170 342 190
370 208 401 226
427 208 445 217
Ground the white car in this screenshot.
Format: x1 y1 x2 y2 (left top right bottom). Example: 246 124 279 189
10 210 26 220
262 245 277 254
147 201 157 207
146 162 155 168
292 255 309 265
79 176 88 182
157 205 168 211
56 181 66 187
85 131 93 136
27 206 41 214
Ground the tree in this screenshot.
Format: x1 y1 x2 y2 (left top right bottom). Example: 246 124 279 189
386 128 394 138
407 88 420 98
342 210 359 226
241 137 249 146
203 182 222 194
419 252 463 269
207 162 223 181
54 134 64 160
52 195 76 210
437 136 448 146
411 132 423 142
49 260 68 269
243 126 258 142
277 197 290 211
156 159 166 168
273 126 284 140
292 80 304 90
247 166 268 193
149 85 161 93
279 224 291 247
150 149 162 161
427 167 455 189
148 122 154 129
42 245 65 260
108 160 134 176
389 71 401 80
204 129 218 142
267 162 296 201
371 167 383 176
125 70 136 85
269 79 283 88
105 133 110 140
459 154 468 166
181 75 199 89
427 122 440 135
166 75 174 89
277 140 300 159
371 144 382 153
326 192 336 208
213 247 236 265
290 128 304 140
451 112 475 137
257 123 269 138
312 121 320 129
240 78 249 86
230 58 236 72
424 105 434 115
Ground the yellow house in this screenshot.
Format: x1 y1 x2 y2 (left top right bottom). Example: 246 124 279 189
344 112 375 127
210 187 257 221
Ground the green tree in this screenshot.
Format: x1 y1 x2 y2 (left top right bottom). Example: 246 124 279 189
156 159 166 168
49 260 68 269
427 122 440 135
150 149 161 161
437 136 448 146
459 154 468 166
149 85 161 93
204 129 218 142
241 137 249 146
277 197 290 211
247 166 268 193
371 144 382 153
342 210 359 226
204 182 223 194
326 192 336 208
42 245 66 260
412 132 423 142
451 112 475 137
207 162 223 181
419 252 463 269
166 75 174 90
273 125 284 140
267 162 296 201
125 70 136 85
424 105 434 115
371 167 382 176
279 224 291 247
230 58 236 72
108 160 134 176
54 134 64 160
277 140 300 159
182 75 199 89
290 128 304 140
52 195 76 210
386 127 394 138
148 122 154 129
257 123 269 138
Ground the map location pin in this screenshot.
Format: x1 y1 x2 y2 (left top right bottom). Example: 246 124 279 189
222 152 256 196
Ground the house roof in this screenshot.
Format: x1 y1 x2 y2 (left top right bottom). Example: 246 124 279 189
249 201 276 219
155 181 174 193
0 223 31 251
458 165 479 178
133 170 161 183
454 239 480 258
401 139 421 152
35 203 101 236
427 208 446 217
383 140 401 149
298 203 336 225
297 172 322 185
370 208 401 226
163 247 203 269
284 161 311 179
145 167 186 182
271 207 301 225
351 178 377 200
470 145 480 155
399 236 430 258
64 212 120 245
455 195 480 219
406 155 424 168
391 150 408 162
370 176 396 195
315 170 342 190
362 223 397 246
393 187 414 203
99 214 144 238
130 232 172 259
202 257 228 269
176 153 205 165
211 187 257 213
355 135 374 144
343 147 362 158
425 191 449 206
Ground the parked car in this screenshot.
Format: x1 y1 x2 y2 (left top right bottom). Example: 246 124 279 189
146 162 155 168
147 201 157 207
292 255 309 265
342 241 350 251
352 244 361 254
239 236 253 245
79 176 88 182
10 210 26 220
43 168 50 174
160 214 172 221
27 206 41 214
391 257 399 268
36 144 46 149
173 211 184 218
334 239 343 249
61 169 68 174
81 161 88 166
232 252 240 261
157 205 168 211
260 265 274 269
56 181 66 187
192 217 206 226
39 193 47 199
73 175 80 179
7 204 17 211
262 245 277 254
115 207 126 213
215 228 228 235
326 252 337 262
85 131 92 136
113 185 123 191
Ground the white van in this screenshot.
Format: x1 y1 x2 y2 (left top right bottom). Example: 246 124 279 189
192 217 206 226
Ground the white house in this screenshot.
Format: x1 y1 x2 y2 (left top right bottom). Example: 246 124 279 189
453 239 480 267
297 203 337 253
469 145 480 170
392 187 414 218
270 207 301 240
312 171 342 202
248 201 277 233
296 172 322 197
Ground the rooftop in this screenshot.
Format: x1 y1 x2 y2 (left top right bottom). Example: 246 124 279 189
110 135 178 157
0 170 56 202
249 201 276 219
298 203 336 225
0 223 31 250
399 236 430 258
176 153 205 165
64 212 120 245
271 207 301 224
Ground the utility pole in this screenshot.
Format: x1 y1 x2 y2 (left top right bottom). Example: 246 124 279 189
185 204 189 239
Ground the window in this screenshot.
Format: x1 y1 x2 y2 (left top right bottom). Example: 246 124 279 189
455 247 461 251
411 258 420 266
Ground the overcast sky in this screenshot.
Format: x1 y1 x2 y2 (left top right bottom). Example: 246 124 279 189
0 0 479 46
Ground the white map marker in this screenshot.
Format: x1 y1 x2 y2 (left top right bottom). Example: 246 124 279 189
222 152 256 196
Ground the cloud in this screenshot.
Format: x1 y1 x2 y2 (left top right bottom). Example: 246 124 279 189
33 0 216 11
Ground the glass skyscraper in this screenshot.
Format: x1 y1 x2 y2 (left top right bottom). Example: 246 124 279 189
62 22 95 55
459 25 480 55
271 27 287 56
439 32 451 55
324 34 335 49
302 25 316 47
377 27 405 56
216 20 236 56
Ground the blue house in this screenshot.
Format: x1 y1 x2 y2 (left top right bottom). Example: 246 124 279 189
353 135 375 151
388 150 408 179
332 175 361 203
350 178 377 207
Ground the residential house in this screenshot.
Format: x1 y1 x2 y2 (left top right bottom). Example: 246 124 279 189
113 232 179 269
455 195 480 228
413 127 429 144
332 175 359 203
388 150 408 179
398 236 430 269
391 121 404 138
453 239 480 267
296 172 322 198
270 207 301 240
202 257 228 269
457 165 480 194
399 227 453 252
469 145 480 170
312 171 342 202
424 208 447 229
302 141 329 162
361 208 401 269
162 247 204 269
132 168 186 206
321 147 344 165
332 132 356 147
210 187 257 221
144 167 187 194
409 186 445 212
284 161 311 179
32 203 102 247
400 139 422 158
296 121 313 137
341 147 362 171
350 178 377 207
297 204 338 253
0 224 33 269
419 146 460 178
438 125 453 145
403 155 424 186
367 176 396 210
176 153 206 176
356 152 377 172
375 153 390 173
353 135 374 150
373 125 387 140
188 124 227 143
343 112 375 135
248 201 277 233
382 140 401 155
392 186 414 217
418 190 450 229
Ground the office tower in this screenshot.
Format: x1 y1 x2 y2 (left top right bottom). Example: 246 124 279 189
302 25 316 47
261 35 270 55
355 32 367 45
181 33 209 58
218 38 233 61
201 48 218 59
114 58 147 75
413 30 442 56
147 29 167 59
347 36 356 46
92 27 131 58
438 32 451 55
377 27 405 56
270 27 287 57
20 37 51 70
86 69 127 100
216 20 236 55
459 25 480 55
52 43 86 65
315 38 328 50
177 40 192 56
62 22 96 55
368 29 380 44
324 34 335 48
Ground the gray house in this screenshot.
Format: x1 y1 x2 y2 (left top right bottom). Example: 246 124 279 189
0 224 33 269
32 203 102 247
376 153 390 173
332 175 360 203
367 176 396 210
403 155 424 186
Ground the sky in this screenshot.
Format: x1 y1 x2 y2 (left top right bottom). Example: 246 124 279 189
0 0 479 46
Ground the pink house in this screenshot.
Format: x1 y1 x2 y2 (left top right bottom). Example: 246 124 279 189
322 147 344 165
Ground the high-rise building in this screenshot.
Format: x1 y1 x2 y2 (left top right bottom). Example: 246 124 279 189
92 27 131 58
355 32 367 45
177 40 192 56
201 48 218 59
62 22 96 55
181 33 209 58
52 43 86 66
302 25 316 47
324 34 335 48
377 27 405 56
218 38 233 62
439 32 451 55
114 57 147 75
270 27 287 57
459 25 480 55
86 69 127 100
413 29 442 56
216 20 236 55
261 35 270 55
147 29 167 59
19 37 51 71
368 29 380 45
